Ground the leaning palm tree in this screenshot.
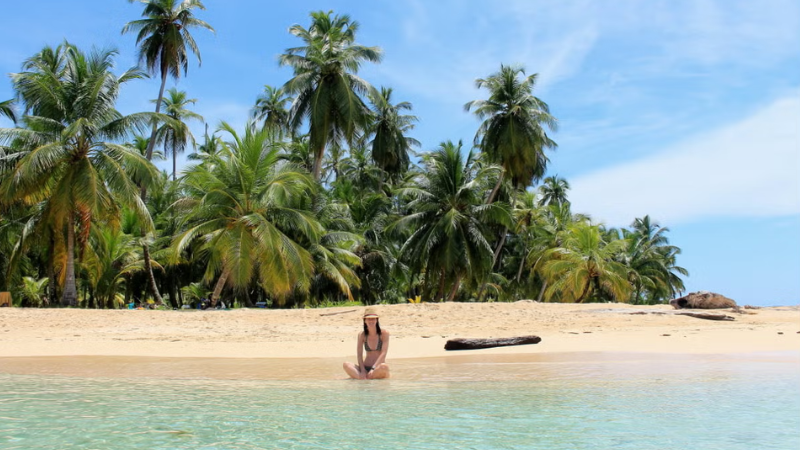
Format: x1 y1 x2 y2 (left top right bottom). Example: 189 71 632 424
367 87 419 183
0 43 158 306
172 122 322 307
391 141 511 302
153 87 202 179
279 10 382 181
122 0 214 162
465 64 558 202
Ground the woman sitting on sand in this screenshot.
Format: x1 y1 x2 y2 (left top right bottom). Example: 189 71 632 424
343 307 390 379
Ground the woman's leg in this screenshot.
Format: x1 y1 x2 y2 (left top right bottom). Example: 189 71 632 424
343 362 362 379
367 363 390 379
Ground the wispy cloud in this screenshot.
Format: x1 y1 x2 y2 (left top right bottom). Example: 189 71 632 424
568 94 800 226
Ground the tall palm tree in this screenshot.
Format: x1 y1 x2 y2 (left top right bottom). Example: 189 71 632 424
279 10 382 181
172 122 322 307
367 87 419 183
541 223 631 303
391 141 510 302
154 87 202 179
122 0 214 162
0 43 158 306
538 175 570 206
465 64 558 202
251 85 292 134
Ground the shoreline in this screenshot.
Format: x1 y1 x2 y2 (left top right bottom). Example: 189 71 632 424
3 351 797 381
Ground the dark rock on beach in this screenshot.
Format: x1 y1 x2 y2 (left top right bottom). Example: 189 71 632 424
669 291 737 310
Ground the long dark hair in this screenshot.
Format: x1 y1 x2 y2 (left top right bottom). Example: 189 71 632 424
363 319 382 336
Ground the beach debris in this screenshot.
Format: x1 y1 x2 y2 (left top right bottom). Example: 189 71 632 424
626 310 735 321
674 312 735 321
318 309 357 316
661 334 671 336
669 291 737 310
0 291 11 307
778 332 784 335
444 335 542 350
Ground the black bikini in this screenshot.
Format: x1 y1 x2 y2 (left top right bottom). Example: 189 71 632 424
364 334 383 352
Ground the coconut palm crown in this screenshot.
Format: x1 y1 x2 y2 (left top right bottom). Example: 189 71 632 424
279 10 383 181
465 64 558 197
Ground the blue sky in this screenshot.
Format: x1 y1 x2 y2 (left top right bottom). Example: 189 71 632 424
1 0 798 306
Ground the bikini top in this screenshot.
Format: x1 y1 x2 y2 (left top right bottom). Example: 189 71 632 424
364 334 383 352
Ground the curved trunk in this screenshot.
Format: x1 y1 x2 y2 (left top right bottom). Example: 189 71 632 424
446 274 462 302
61 212 78 307
210 269 231 307
145 71 168 162
575 278 592 303
515 249 527 283
137 71 168 304
487 170 505 204
142 242 163 305
536 279 548 302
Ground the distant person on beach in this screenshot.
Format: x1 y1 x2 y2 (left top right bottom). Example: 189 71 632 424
343 307 390 379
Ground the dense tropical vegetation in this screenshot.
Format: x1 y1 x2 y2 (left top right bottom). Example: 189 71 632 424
0 6 687 309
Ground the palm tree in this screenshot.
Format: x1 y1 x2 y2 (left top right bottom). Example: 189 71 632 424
465 64 558 202
172 122 322 306
538 175 570 206
82 225 141 309
367 87 419 183
391 141 511 302
251 85 292 134
279 10 382 181
541 223 631 303
0 43 158 306
619 216 688 304
122 0 214 162
154 87 202 179
18 276 49 307
0 99 16 124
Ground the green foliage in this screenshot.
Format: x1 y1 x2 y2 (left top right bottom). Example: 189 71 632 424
0 11 690 309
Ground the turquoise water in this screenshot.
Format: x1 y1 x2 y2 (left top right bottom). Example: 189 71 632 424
1 355 799 449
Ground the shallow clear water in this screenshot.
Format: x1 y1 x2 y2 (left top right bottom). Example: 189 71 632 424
1 355 799 450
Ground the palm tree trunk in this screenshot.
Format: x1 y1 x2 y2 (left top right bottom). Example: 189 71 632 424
437 268 446 302
536 279 548 302
575 279 592 303
144 71 168 163
48 242 57 305
487 170 505 204
142 242 163 305
210 269 231 307
61 212 78 307
312 142 325 182
446 274 462 302
137 71 168 305
515 250 527 283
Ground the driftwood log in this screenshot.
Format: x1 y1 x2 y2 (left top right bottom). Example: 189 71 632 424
444 335 542 351
675 312 735 321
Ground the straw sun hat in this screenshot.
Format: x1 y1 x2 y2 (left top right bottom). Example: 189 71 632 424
363 307 379 318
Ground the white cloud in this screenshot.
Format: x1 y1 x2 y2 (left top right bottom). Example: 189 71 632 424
568 94 800 226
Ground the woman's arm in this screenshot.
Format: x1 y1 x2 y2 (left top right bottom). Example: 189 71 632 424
372 330 390 368
356 332 366 378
